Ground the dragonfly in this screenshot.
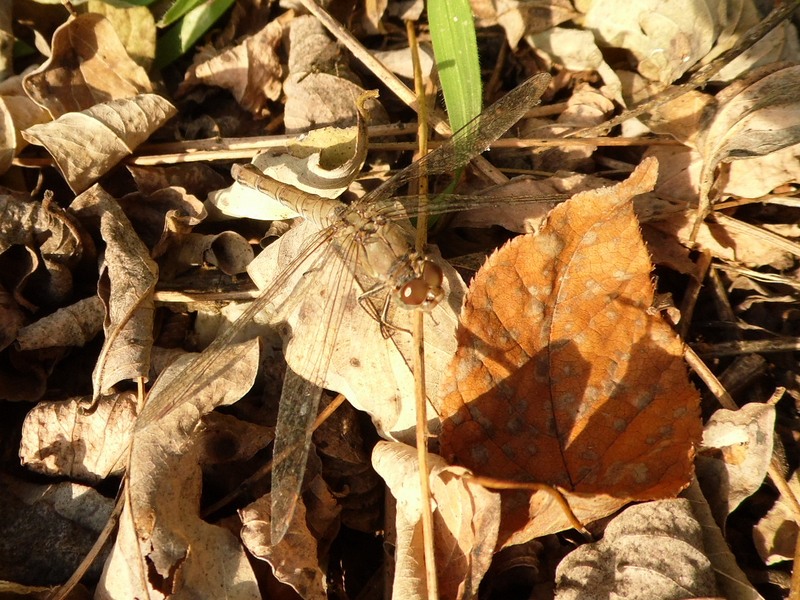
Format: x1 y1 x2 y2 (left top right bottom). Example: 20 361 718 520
135 72 556 544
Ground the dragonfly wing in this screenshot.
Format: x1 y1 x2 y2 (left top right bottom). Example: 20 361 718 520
268 230 363 543
358 73 551 205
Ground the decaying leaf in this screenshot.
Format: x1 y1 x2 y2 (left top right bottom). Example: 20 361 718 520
696 63 800 212
440 158 702 543
0 72 50 173
555 499 720 599
0 476 114 584
0 190 83 310
70 186 158 397
180 19 282 117
372 441 501 600
19 392 137 482
22 12 152 119
86 0 156 70
98 340 260 599
16 295 104 351
472 0 577 49
22 93 177 193
696 402 775 528
753 471 800 566
240 485 331 600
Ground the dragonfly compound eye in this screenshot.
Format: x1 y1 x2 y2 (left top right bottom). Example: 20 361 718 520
399 261 444 308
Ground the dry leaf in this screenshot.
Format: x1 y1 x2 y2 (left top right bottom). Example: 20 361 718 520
16 295 104 351
372 441 501 600
19 392 137 482
555 499 720 599
471 0 577 48
0 476 114 584
697 63 800 209
23 93 176 193
579 0 723 84
440 158 702 542
753 471 800 566
70 185 158 397
22 12 152 119
86 0 156 69
98 340 260 599
0 191 83 310
696 403 775 528
180 20 282 117
0 72 50 174
240 489 329 599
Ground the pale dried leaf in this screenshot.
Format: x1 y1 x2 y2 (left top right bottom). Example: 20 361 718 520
0 73 50 174
472 0 577 48
22 13 151 119
23 93 176 193
753 471 800 565
70 186 158 397
180 20 282 117
19 392 137 482
580 0 723 84
699 64 800 167
555 499 720 599
86 0 156 69
98 340 260 599
372 441 500 600
16 295 104 350
240 492 327 599
696 403 775 527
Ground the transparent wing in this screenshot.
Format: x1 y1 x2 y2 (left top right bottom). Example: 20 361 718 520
356 73 551 206
269 230 363 543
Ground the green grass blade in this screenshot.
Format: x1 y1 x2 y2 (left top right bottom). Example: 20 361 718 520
154 0 235 68
428 0 482 133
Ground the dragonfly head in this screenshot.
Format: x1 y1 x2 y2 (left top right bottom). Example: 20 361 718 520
398 260 444 311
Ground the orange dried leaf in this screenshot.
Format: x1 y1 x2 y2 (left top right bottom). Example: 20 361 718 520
440 158 701 537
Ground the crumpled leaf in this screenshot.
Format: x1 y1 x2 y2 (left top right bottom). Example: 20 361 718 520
0 72 51 174
696 63 800 210
240 483 332 599
22 12 152 119
471 0 577 49
696 402 775 528
171 231 254 276
70 185 158 397
440 159 702 543
98 340 260 599
19 392 137 482
372 441 501 600
16 295 104 351
555 499 719 599
753 471 800 566
0 190 83 310
579 0 722 84
86 0 156 69
23 93 177 193
179 19 282 117
283 15 386 132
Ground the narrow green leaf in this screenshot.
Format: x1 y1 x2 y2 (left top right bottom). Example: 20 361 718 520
158 0 209 27
154 0 235 68
428 0 482 133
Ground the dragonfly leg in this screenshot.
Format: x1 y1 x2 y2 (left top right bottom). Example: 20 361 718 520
357 283 411 338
